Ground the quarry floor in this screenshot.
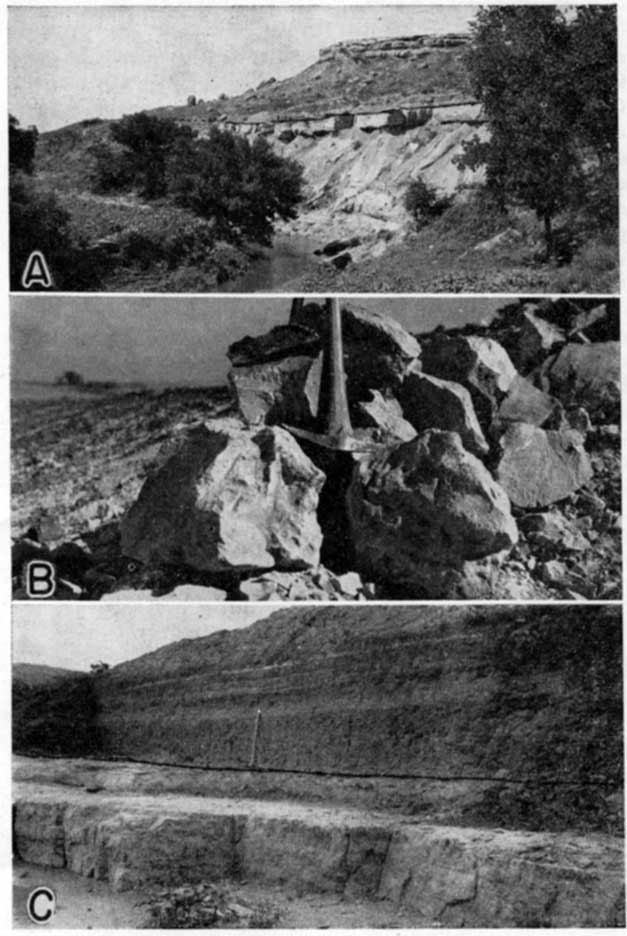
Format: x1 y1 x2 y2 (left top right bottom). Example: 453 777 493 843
13 757 625 928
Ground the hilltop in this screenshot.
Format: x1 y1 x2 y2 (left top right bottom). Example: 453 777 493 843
13 663 83 688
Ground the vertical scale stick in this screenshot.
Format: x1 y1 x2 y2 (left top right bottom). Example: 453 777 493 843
249 708 262 768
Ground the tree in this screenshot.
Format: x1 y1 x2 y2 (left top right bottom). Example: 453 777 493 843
9 114 38 174
458 6 595 257
167 127 304 245
105 112 196 198
404 176 452 228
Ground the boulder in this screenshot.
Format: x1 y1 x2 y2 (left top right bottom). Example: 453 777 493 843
228 353 323 427
103 585 228 602
399 371 488 457
238 567 369 601
357 391 417 443
290 301 421 402
420 334 517 426
519 512 590 553
121 420 325 573
495 424 593 509
504 305 565 374
540 342 620 422
495 374 562 429
227 324 320 366
347 429 518 596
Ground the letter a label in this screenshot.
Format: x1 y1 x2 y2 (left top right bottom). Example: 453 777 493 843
21 251 52 289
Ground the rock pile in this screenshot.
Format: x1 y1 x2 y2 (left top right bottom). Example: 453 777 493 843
11 299 620 600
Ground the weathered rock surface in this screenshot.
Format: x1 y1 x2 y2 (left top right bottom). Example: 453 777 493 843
495 374 562 429
238 567 369 601
495 424 593 509
503 304 566 374
347 430 517 594
400 370 488 457
541 342 620 422
13 786 624 926
227 324 320 366
103 584 228 602
228 353 323 426
420 334 517 426
121 419 325 573
290 301 421 401
357 391 417 443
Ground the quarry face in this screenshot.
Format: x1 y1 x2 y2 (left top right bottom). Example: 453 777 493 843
12 604 625 928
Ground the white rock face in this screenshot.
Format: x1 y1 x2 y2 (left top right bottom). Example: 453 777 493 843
121 420 325 573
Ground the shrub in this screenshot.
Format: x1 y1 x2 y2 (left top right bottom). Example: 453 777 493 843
404 176 453 228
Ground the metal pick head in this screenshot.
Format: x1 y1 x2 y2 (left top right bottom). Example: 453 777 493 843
283 423 383 454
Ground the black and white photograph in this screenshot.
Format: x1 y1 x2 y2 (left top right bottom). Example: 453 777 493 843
12 602 624 928
8 4 618 293
11 294 621 601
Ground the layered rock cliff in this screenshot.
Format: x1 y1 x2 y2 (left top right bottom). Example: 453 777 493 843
14 605 623 834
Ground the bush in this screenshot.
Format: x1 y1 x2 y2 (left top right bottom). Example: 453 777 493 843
9 173 98 290
404 176 453 228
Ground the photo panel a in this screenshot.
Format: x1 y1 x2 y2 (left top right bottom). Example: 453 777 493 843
8 4 618 294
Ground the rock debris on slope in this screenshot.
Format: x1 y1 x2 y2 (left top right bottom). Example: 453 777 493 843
11 299 621 600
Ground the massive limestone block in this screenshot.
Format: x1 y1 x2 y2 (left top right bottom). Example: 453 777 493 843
347 429 517 593
399 370 488 457
290 301 421 402
121 419 325 573
229 354 323 427
420 334 517 426
495 424 593 509
541 342 620 422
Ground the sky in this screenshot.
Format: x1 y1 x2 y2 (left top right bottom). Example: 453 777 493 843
8 4 476 132
13 604 275 670
11 295 504 386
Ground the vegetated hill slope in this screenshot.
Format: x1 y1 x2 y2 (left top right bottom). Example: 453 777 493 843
93 605 622 787
156 34 472 123
13 663 83 688
13 605 623 832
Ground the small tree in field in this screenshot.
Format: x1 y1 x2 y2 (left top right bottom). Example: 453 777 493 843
404 176 452 229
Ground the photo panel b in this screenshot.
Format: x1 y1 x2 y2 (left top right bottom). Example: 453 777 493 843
10 293 621 602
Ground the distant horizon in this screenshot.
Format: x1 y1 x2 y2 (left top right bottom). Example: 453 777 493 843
11 295 504 388
13 605 276 670
9 5 476 132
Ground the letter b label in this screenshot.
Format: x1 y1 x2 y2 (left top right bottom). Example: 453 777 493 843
25 560 57 598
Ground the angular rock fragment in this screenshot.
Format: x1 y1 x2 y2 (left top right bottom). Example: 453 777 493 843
227 324 320 366
347 429 518 595
506 304 565 374
228 353 323 427
541 342 620 422
495 374 562 429
495 424 593 509
290 301 421 402
399 370 488 457
357 390 417 443
121 419 325 573
239 567 368 601
420 334 517 426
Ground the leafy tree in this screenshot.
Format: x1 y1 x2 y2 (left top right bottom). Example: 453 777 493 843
9 114 38 174
457 6 616 257
167 127 304 245
106 112 196 198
